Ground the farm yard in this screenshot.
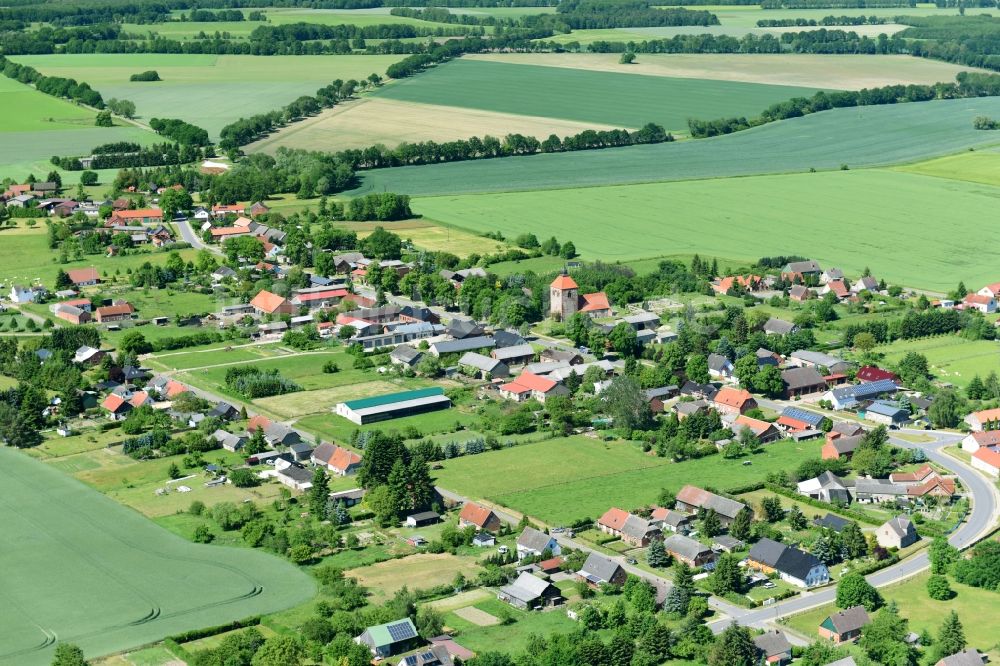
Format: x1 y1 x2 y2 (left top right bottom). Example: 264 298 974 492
465 53 981 90
0 448 314 666
432 435 823 526
415 169 1000 290
12 54 403 138
345 95 1000 198
374 59 820 133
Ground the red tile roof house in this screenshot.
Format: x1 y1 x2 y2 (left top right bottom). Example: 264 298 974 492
209 226 252 242
101 390 151 420
109 208 164 225
821 279 850 300
856 366 901 384
964 407 1000 432
597 507 629 538
211 203 246 218
250 290 295 316
94 302 135 323
961 430 1000 453
711 274 763 295
459 502 502 533
311 442 362 476
971 446 1000 478
733 415 782 443
712 386 757 416
65 267 100 287
499 371 570 404
247 414 271 435
962 293 997 314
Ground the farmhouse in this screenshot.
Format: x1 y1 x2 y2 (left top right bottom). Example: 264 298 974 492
781 367 828 398
746 538 829 588
311 442 362 476
498 572 562 610
732 415 782 443
650 507 691 533
818 606 870 643
824 379 898 410
10 285 44 303
707 353 734 379
797 471 851 504
335 388 452 425
964 407 1000 432
789 285 813 302
675 485 747 526
211 203 246 218
459 502 501 533
459 352 509 379
516 527 561 560
663 534 715 567
499 372 568 403
577 552 626 587
250 290 295 316
753 631 793 666
822 434 864 460
65 267 100 287
962 293 996 313
876 516 918 549
711 274 763 295
94 302 135 323
778 406 824 432
712 387 757 416
782 259 822 281
971 446 1000 478
212 430 247 452
356 619 420 658
962 430 1000 452
109 208 163 225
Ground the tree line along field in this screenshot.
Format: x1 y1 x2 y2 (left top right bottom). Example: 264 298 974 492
0 449 314 666
432 435 823 526
414 169 1000 291
374 59 819 133
345 95 1000 198
12 54 403 138
464 53 984 90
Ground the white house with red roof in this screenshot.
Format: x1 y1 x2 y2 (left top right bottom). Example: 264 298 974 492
459 502 501 532
499 371 570 403
961 430 1000 453
964 407 1000 432
972 446 1000 478
962 293 996 314
65 267 100 287
977 282 1000 299
250 289 295 316
713 386 757 416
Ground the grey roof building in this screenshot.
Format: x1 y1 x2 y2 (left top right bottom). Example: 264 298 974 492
663 534 715 567
854 478 907 502
430 336 495 357
753 630 792 664
936 649 988 666
748 538 829 587
813 513 850 532
577 552 625 586
390 345 423 367
763 318 797 335
498 572 562 610
458 352 509 378
516 527 560 559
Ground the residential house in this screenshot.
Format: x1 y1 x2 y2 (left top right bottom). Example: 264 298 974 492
935 649 988 666
459 352 509 379
65 267 100 287
789 285 813 302
276 461 313 491
577 552 626 586
853 478 907 503
712 535 744 552
675 399 709 420
876 516 918 549
492 344 535 368
857 366 901 384
711 274 763 295
777 406 824 432
356 619 420 658
822 434 864 460
747 538 830 588
813 513 850 532
864 401 910 427
822 279 850 300
888 464 936 486
713 387 757 416
73 345 105 365
782 260 822 281
663 534 715 567
964 407 1000 432
598 507 630 537
330 488 365 508
250 290 295 316
541 348 583 365
620 515 661 547
753 630 793 666
824 379 899 410
961 430 1000 452
781 366 828 398
390 346 423 368
851 275 879 294
650 507 691 533
211 203 246 219
818 606 870 643
262 422 300 447
675 485 747 526
963 293 997 314
757 348 782 367
646 386 679 413
311 442 362 476
10 284 44 303
764 318 797 336
732 415 782 443
498 572 563 610
213 429 248 452
797 471 851 504
971 446 1000 478
94 302 134 323
708 353 734 380
101 389 151 421
109 208 163 226
499 371 569 403
459 502 501 532
516 527 561 560
907 474 956 500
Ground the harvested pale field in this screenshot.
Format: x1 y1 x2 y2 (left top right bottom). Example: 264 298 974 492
247 96 627 154
454 606 501 627
253 380 402 419
427 588 493 612
346 553 481 601
348 219 503 258
465 53 982 90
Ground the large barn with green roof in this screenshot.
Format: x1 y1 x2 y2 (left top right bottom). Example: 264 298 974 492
335 387 452 425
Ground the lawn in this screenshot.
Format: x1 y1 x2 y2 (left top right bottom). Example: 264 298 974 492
466 53 979 90
346 552 482 602
13 54 404 138
783 572 1000 659
443 600 580 655
433 435 823 525
24 428 129 460
296 404 479 443
147 344 284 372
0 448 315 666
876 335 1000 387
176 349 360 393
413 169 1000 290
344 95 1000 198
375 59 819 132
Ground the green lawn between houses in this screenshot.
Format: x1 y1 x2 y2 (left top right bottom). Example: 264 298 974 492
433 435 823 526
0 448 314 666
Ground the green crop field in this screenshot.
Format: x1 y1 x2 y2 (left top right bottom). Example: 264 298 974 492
0 448 314 666
0 75 97 132
345 96 1000 197
897 148 1000 188
876 335 1000 387
13 54 404 138
375 59 817 132
415 169 1000 290
432 435 822 525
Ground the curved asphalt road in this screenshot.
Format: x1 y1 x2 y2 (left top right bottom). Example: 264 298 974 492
707 429 999 632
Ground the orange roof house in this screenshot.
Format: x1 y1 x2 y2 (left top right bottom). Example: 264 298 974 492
94 302 135 323
711 274 763 295
109 208 163 225
248 414 271 434
250 290 294 315
889 464 934 484
459 502 501 532
972 446 1000 477
211 203 245 217
598 507 630 533
965 407 1000 431
65 267 100 286
713 387 757 415
499 371 569 403
209 226 251 240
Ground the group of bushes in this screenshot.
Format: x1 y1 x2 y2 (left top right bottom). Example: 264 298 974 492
224 365 301 398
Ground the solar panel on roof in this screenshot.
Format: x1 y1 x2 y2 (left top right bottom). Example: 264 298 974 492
782 406 823 425
420 652 436 660
387 620 416 642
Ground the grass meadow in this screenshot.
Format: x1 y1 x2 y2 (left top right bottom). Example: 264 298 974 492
876 335 1000 387
415 169 1000 290
0 448 314 666
375 59 818 132
12 54 403 138
432 435 822 525
345 95 1000 198
897 148 1000 187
